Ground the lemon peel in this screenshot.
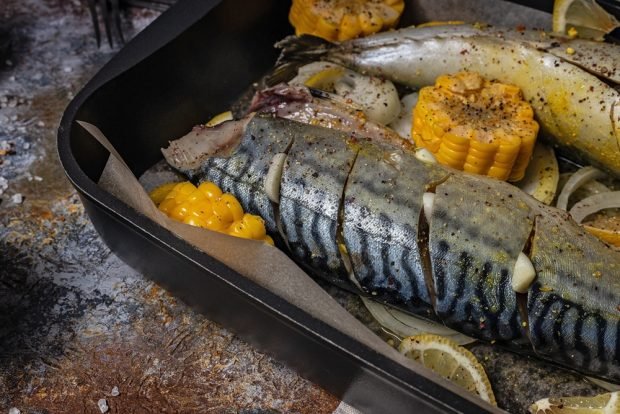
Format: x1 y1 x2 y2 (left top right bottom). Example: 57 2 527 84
205 111 233 127
529 391 620 413
398 334 496 405
553 0 620 40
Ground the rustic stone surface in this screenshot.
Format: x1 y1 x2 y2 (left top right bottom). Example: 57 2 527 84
0 1 338 413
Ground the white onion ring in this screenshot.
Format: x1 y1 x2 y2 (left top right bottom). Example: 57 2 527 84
556 166 606 211
361 297 476 345
569 191 620 224
587 376 620 392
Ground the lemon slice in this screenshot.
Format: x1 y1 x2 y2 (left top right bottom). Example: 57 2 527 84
529 391 620 413
553 0 620 40
398 334 497 405
205 111 233 127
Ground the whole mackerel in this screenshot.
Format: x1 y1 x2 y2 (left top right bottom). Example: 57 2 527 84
163 113 620 382
275 24 620 177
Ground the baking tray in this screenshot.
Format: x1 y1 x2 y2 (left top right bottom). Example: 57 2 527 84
56 0 573 412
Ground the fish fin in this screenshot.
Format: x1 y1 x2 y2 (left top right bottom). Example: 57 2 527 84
267 34 333 86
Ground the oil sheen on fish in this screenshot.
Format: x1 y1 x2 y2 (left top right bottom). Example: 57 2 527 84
163 113 620 382
275 24 620 178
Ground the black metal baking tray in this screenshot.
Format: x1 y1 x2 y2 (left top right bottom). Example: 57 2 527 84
56 1 521 412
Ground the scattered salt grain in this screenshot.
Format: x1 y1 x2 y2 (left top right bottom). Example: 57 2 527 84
36 121 45 127
11 193 23 204
97 399 108 413
111 386 119 396
8 408 20 414
34 176 43 182
23 143 30 150
0 176 8 195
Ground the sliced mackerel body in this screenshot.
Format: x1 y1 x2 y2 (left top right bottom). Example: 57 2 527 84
343 142 447 318
429 174 533 345
279 121 357 285
163 113 620 382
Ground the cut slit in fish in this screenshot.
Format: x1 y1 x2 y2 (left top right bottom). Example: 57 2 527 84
265 151 292 252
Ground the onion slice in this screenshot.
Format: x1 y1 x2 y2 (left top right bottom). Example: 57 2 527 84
569 191 620 223
388 92 419 140
587 376 620 392
361 297 476 345
556 166 606 211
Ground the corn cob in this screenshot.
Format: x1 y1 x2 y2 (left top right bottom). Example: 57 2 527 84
289 0 405 41
150 181 274 245
412 71 539 182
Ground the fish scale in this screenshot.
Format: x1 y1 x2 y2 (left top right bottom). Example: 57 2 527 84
429 174 533 344
278 125 357 285
528 209 620 380
342 142 448 317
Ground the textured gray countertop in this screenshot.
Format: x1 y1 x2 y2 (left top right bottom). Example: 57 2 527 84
0 1 611 413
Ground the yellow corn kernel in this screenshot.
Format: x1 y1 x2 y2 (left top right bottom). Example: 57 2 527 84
221 193 244 221
411 71 539 181
157 198 177 215
212 199 234 224
174 182 197 199
184 215 208 228
289 0 404 41
149 182 179 205
227 219 254 240
187 199 212 219
152 180 272 244
242 214 268 239
185 188 207 204
169 202 190 220
197 181 223 200
339 14 362 40
205 214 227 232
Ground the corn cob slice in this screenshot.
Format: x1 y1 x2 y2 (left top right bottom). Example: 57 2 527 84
289 0 405 41
150 181 274 245
412 71 539 182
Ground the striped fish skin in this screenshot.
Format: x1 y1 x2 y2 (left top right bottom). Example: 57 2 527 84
278 121 358 286
197 116 295 234
342 142 448 318
163 114 620 382
527 206 620 381
429 174 533 347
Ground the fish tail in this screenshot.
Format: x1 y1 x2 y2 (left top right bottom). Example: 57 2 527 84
268 35 333 86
